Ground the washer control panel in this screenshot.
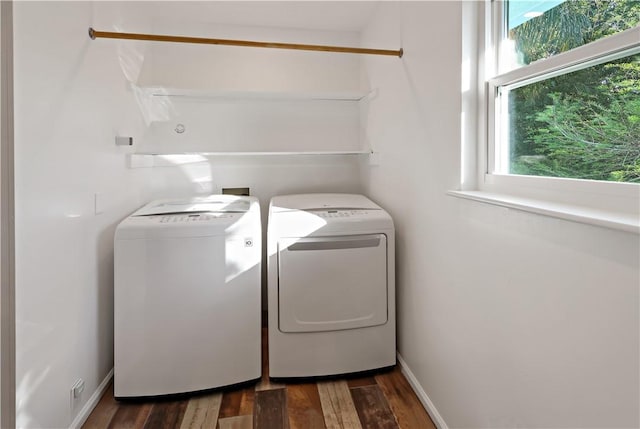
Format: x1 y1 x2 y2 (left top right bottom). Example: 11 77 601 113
146 213 234 223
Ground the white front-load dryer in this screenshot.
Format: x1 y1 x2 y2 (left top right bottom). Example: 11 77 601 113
114 195 261 398
267 193 395 378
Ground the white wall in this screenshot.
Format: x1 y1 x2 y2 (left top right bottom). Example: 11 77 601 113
14 1 365 427
361 2 639 428
131 13 366 203
14 2 153 427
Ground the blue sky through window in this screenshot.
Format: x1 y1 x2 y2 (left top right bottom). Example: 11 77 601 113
508 0 566 29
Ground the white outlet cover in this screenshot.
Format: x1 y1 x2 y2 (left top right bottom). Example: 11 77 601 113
72 379 85 398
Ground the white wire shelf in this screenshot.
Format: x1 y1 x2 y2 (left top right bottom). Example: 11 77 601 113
128 151 373 168
139 87 373 102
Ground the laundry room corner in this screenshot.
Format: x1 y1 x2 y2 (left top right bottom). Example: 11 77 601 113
11 1 639 428
13 2 372 426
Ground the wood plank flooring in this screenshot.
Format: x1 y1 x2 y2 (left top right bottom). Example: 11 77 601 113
83 331 436 429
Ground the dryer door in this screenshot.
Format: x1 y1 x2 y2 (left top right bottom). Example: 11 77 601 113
278 234 387 333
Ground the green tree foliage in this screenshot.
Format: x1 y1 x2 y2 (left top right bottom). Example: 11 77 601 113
507 0 640 182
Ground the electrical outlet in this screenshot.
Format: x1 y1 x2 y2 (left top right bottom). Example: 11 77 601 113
71 379 85 399
70 378 85 413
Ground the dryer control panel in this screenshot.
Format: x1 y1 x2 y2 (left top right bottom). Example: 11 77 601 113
271 207 391 237
313 210 370 219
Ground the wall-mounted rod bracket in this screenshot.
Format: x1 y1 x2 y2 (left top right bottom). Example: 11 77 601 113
88 28 403 58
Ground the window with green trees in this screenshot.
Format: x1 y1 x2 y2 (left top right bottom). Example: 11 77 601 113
497 0 640 183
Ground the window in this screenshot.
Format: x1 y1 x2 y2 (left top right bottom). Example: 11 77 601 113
500 53 640 182
478 0 640 223
491 0 640 183
504 0 639 69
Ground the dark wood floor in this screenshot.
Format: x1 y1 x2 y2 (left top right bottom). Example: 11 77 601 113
83 330 435 429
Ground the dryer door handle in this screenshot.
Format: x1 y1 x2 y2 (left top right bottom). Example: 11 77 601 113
287 235 382 251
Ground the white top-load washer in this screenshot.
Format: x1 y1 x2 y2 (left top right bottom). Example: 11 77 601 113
114 195 261 398
267 193 395 378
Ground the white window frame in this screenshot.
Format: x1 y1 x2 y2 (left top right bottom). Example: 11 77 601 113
469 0 640 230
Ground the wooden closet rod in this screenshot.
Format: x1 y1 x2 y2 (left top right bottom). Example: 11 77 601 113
88 28 403 58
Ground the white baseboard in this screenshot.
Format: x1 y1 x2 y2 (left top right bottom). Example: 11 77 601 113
397 353 449 429
69 368 113 429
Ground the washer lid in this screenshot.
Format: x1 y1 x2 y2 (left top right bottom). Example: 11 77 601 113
133 195 252 216
270 193 381 213
116 195 260 240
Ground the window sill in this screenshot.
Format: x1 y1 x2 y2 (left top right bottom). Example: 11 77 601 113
447 190 639 234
